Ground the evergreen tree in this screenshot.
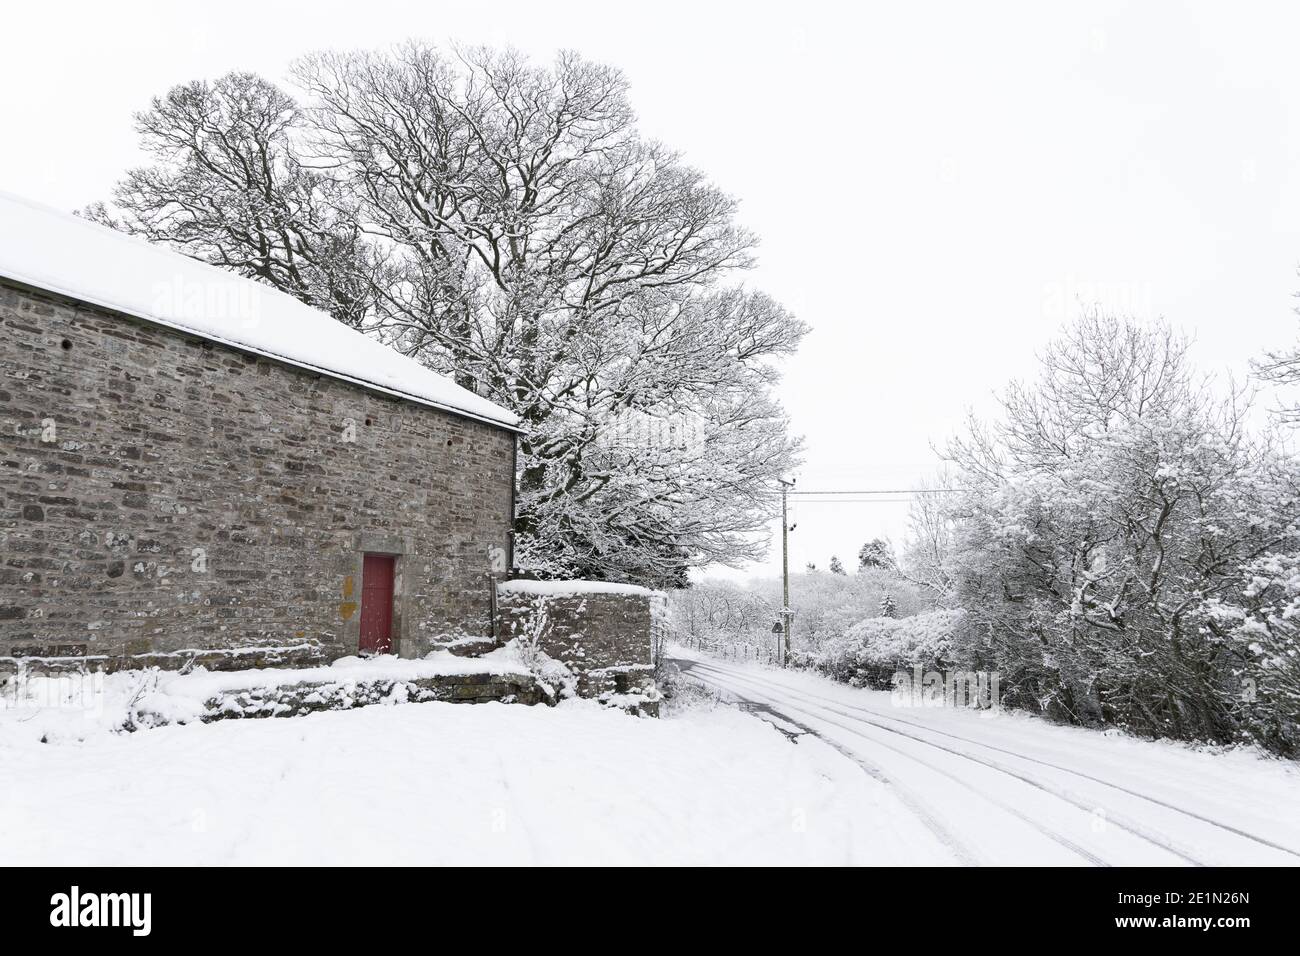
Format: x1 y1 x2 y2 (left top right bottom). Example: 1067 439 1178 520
858 538 895 570
879 593 897 618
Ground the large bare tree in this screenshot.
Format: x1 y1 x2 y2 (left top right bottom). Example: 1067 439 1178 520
89 45 806 586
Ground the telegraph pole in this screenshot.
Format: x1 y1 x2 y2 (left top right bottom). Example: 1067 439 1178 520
779 477 795 665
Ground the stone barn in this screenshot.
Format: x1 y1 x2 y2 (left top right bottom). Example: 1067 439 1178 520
0 190 523 671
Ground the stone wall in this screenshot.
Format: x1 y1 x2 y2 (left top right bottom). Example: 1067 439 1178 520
496 582 660 697
0 279 516 666
135 672 550 728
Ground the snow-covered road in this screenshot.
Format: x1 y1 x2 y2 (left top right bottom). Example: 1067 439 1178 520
672 653 1300 866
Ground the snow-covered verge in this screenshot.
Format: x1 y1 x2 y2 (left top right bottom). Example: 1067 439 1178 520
0 698 950 865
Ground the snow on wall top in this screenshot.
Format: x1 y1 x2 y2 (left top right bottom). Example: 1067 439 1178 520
497 579 661 598
0 190 519 430
154 650 530 703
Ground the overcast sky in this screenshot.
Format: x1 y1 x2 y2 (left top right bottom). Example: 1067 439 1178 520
5 1 1300 580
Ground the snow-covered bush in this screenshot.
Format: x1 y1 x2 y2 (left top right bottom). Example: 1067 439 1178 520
803 609 966 688
654 660 722 715
1204 552 1300 754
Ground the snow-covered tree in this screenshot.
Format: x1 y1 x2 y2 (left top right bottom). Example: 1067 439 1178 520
901 472 957 599
1203 553 1300 753
942 312 1300 752
828 556 846 575
858 538 895 571
670 568 927 657
879 593 897 618
88 47 806 588
84 73 378 328
1255 303 1300 423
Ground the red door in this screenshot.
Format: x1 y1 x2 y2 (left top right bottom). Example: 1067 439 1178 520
358 554 396 655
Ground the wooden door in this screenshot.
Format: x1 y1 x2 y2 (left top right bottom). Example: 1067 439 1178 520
358 554 396 655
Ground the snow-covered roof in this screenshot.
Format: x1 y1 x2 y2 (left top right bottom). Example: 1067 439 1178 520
0 190 520 430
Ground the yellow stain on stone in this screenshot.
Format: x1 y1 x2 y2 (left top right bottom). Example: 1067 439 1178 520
340 576 358 620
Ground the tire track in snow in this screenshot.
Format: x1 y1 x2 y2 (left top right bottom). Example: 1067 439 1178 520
686 660 1222 868
689 659 1201 866
691 675 983 865
682 660 1114 866
688 658 1300 863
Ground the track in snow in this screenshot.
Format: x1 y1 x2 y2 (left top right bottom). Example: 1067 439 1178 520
674 656 1300 867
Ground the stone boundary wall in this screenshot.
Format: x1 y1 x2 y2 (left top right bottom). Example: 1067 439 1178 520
134 671 549 729
0 641 327 677
496 582 661 697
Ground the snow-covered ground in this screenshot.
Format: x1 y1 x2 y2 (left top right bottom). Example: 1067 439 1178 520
4 652 1298 866
673 650 1300 866
0 680 945 865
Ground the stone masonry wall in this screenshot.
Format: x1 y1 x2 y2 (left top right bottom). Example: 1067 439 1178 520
0 279 516 668
497 584 659 697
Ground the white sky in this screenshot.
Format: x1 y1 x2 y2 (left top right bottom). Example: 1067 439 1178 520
4 1 1300 580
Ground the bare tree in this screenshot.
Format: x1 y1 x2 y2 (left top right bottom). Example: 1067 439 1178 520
85 73 378 326
1256 319 1300 423
901 471 956 598
89 46 807 586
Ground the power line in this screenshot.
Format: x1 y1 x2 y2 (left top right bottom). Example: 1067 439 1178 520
782 497 915 504
786 488 961 496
